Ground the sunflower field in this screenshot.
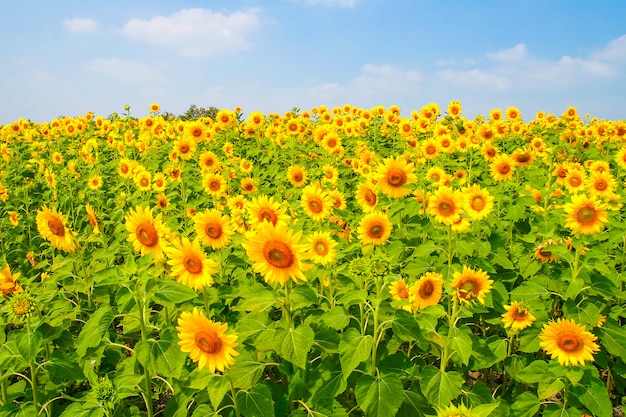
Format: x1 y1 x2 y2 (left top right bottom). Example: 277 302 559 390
0 102 625 417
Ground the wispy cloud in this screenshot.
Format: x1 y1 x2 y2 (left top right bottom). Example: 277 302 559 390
590 34 626 64
63 17 98 33
122 8 263 58
82 58 164 84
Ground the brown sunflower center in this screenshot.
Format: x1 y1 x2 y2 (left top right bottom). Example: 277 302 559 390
191 128 202 137
140 178 149 187
209 180 221 191
179 144 190 154
471 196 486 211
595 180 607 191
368 223 384 238
498 163 510 174
308 198 323 213
425 145 436 154
516 153 531 163
258 208 277 225
263 240 294 269
486 148 496 157
364 189 377 206
513 307 528 321
205 223 223 239
569 176 582 187
577 206 597 224
183 255 203 274
47 217 65 237
556 333 581 352
195 330 223 354
387 168 407 187
438 200 455 215
314 240 329 256
419 281 434 298
136 222 159 247
293 172 303 182
458 279 478 300
397 286 409 298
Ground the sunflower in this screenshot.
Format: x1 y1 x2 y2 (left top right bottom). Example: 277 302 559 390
152 172 167 192
174 136 196 161
480 142 498 161
372 156 417 198
585 171 617 197
177 308 239 373
502 302 536 331
240 177 257 195
88 175 103 190
125 205 169 262
247 195 290 227
1 264 23 297
451 266 493 305
539 318 600 366
563 194 608 235
155 193 169 209
534 240 559 263
409 272 443 311
357 211 392 246
428 186 463 226
199 151 222 174
490 154 516 182
242 221 311 286
321 164 339 184
36 206 76 252
301 185 332 222
149 103 160 113
563 168 587 193
85 204 101 235
307 231 338 265
185 121 206 141
462 184 494 221
133 169 152 192
287 165 308 187
421 138 440 159
327 189 347 210
425 166 446 184
194 209 234 250
614 146 626 170
166 237 218 290
511 147 534 167
239 158 254 174
202 173 227 199
389 278 410 301
355 182 378 212
8 211 19 227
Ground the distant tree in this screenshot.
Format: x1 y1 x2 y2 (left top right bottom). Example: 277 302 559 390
179 104 219 121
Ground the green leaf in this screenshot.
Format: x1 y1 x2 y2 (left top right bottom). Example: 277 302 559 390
396 390 431 417
596 319 626 357
449 327 473 366
45 350 85 383
59 402 105 417
419 365 463 407
228 352 266 390
510 391 541 417
355 374 403 417
237 383 275 417
336 289 368 306
510 281 549 301
472 402 502 417
339 328 372 379
537 376 564 400
206 374 230 410
280 324 314 369
0 340 27 375
571 370 612 417
518 328 542 353
75 305 114 358
134 328 186 378
291 284 319 309
391 310 422 342
15 331 43 364
563 301 599 328
235 290 276 313
314 328 340 353
563 278 585 300
542 404 582 417
492 248 515 270
310 359 347 406
151 279 198 306
412 241 438 257
515 360 549 384
321 306 351 330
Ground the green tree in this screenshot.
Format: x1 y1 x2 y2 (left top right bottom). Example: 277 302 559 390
179 104 219 121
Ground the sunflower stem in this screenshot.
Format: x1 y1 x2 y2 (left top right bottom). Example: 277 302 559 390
0 378 7 406
135 294 154 417
571 238 582 281
440 297 459 372
370 273 383 375
25 316 39 411
229 377 242 417
283 281 292 329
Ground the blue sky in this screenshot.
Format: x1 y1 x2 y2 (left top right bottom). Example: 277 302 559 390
1 0 626 124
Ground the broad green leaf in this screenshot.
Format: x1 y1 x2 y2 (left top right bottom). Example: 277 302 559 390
542 404 582 417
228 353 266 390
563 278 585 300
336 289 368 306
235 312 268 343
355 373 403 417
596 319 626 357
473 402 502 417
235 290 276 313
237 383 275 417
412 241 438 258
419 365 463 407
339 328 372 379
134 328 186 378
518 328 542 353
492 248 515 270
510 281 549 301
571 370 612 417
510 391 541 417
449 327 473 366
15 331 43 364
113 374 144 400
396 390 431 417
321 306 351 330
59 402 105 417
314 328 340 353
515 360 549 384
310 359 347 406
0 341 27 375
151 278 198 306
537 376 564 400
75 305 114 358
391 310 422 342
206 374 230 410
45 350 85 383
563 301 599 328
291 284 319 309
280 324 314 369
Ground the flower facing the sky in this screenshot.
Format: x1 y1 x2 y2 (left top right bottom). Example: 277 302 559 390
166 237 218 291
563 193 608 235
409 272 444 311
539 318 600 366
177 308 239 373
372 155 418 198
194 209 234 250
357 211 392 246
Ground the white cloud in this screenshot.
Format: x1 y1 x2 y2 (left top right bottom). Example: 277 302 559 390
436 68 511 90
63 17 98 33
82 58 164 84
122 8 262 58
487 43 528 62
591 34 626 64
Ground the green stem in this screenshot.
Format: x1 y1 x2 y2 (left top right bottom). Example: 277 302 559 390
283 281 292 329
203 287 212 317
0 379 8 405
447 225 454 274
229 378 242 417
136 295 154 417
440 297 459 372
571 239 582 281
26 317 39 411
370 274 383 375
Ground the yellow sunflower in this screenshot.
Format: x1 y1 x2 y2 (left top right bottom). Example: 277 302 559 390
194 209 234 250
8 211 19 227
166 237 218 291
372 156 417 198
539 318 600 366
585 171 617 197
462 184 494 221
1 264 23 297
125 205 169 262
174 136 196 161
36 206 76 252
287 165 308 187
490 154 516 182
301 185 332 222
563 194 608 235
389 278 410 301
501 301 536 331
152 172 167 192
133 169 152 192
177 308 239 373
355 182 378 212
428 186 463 226
87 175 103 190
357 211 393 246
408 272 443 311
614 146 626 170
199 151 222 174
247 195 291 227
202 173 227 199
242 221 311 286
307 231 338 265
451 266 493 305
564 168 587 193
85 204 101 235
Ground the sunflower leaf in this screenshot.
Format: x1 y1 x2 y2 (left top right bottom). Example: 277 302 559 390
339 328 372 380
75 305 114 358
237 383 275 417
355 373 403 417
571 369 613 417
280 324 314 370
510 391 541 417
151 279 198 307
419 365 463 407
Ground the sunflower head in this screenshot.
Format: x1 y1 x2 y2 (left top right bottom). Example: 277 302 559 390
502 301 536 331
409 272 444 311
539 318 600 366
451 266 493 305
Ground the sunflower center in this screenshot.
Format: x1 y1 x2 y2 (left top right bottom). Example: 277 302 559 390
263 240 294 269
314 240 329 256
293 172 303 182
195 330 223 354
471 196 486 211
209 180 221 191
557 333 581 352
513 306 528 320
180 144 190 153
498 163 510 174
569 176 582 186
458 279 478 300
486 148 496 157
419 281 434 298
192 128 202 137
205 223 223 239
516 153 530 163
425 145 436 154
577 206 597 224
387 168 407 187
397 286 409 298
136 222 159 247
140 178 149 187
258 209 277 225
368 223 384 238
183 255 203 274
308 198 323 213
595 180 607 191
47 217 65 237
364 189 377 206
438 201 455 215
